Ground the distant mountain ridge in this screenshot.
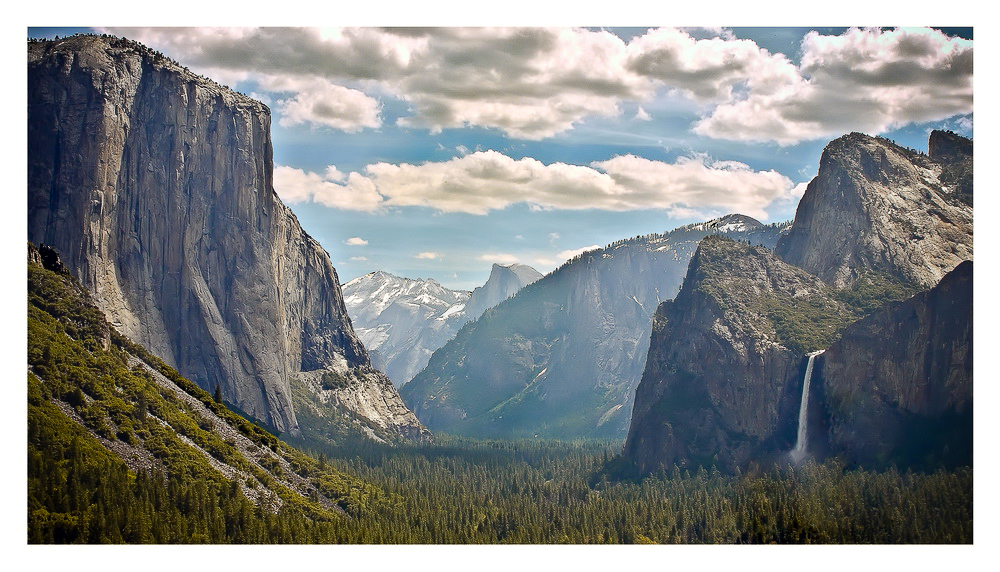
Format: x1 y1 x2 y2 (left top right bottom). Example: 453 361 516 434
343 263 542 387
402 214 790 439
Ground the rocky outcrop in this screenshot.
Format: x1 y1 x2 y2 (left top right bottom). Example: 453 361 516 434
402 216 788 439
775 132 973 289
929 130 974 207
817 261 972 469
622 236 854 473
463 263 544 320
27 35 426 441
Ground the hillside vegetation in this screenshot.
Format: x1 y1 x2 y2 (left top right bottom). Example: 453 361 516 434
27 244 392 542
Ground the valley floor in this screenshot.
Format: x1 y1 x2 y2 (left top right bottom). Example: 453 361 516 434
286 435 972 544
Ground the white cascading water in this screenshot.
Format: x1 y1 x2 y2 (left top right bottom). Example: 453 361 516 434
789 350 825 464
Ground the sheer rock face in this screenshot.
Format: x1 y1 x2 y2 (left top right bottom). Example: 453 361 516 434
463 263 544 320
27 36 425 440
402 216 788 440
775 132 973 289
818 261 972 468
622 237 846 473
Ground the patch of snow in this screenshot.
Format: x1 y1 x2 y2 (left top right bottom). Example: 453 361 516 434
717 223 748 232
438 303 467 320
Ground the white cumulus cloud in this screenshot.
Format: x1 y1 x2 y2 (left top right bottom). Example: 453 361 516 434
274 78 382 131
273 165 385 211
557 245 601 261
275 150 796 218
104 26 973 145
691 27 974 144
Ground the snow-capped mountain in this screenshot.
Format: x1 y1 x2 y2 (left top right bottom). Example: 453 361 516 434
343 264 542 387
688 213 765 233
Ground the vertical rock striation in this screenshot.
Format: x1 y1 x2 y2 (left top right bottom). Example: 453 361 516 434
27 35 426 440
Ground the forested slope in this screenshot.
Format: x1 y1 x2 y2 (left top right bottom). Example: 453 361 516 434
27 243 392 542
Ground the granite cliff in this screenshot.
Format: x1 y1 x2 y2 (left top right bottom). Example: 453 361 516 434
463 263 544 321
818 260 972 469
27 35 427 442
622 236 855 473
775 132 972 289
623 132 972 474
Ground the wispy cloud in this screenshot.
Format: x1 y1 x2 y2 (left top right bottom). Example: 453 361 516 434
415 252 440 259
557 245 601 261
478 253 520 265
345 236 369 246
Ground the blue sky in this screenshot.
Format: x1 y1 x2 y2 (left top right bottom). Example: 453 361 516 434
26 22 974 290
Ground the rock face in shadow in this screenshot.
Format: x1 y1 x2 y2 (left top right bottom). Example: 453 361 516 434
622 236 851 473
817 261 972 469
27 35 426 441
775 132 972 289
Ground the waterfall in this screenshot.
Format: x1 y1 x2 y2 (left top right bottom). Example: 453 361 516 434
790 350 824 464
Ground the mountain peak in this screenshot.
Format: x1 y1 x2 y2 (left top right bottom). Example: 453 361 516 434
402 222 789 440
700 214 764 232
466 263 543 319
928 129 973 162
776 131 972 289
343 263 540 388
